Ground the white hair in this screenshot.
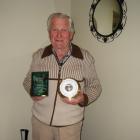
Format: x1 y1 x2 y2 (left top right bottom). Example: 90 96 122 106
47 13 75 33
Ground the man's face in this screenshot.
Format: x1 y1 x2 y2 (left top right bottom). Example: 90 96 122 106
49 17 74 51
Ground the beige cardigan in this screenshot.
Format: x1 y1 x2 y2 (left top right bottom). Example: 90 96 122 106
23 44 102 126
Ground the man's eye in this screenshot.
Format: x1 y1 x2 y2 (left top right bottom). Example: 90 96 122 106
52 29 58 32
62 29 69 32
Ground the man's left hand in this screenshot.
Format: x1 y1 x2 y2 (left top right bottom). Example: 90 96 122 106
61 92 87 106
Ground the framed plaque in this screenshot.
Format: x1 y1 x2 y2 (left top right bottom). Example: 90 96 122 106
31 72 49 96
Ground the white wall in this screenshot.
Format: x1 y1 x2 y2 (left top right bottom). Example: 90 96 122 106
71 0 140 140
1 0 140 140
0 0 70 140
54 0 71 15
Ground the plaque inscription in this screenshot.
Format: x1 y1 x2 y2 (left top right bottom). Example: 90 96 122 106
31 72 49 96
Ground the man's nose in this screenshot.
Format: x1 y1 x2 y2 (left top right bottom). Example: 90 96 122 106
56 30 62 37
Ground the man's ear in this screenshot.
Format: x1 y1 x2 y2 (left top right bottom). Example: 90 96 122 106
70 32 75 41
48 31 51 40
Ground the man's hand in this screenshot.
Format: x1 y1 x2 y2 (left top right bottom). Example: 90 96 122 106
61 92 88 106
31 96 46 102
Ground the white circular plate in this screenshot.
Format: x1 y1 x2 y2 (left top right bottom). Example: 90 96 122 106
60 78 79 100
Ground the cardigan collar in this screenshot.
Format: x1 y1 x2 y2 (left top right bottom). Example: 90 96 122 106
41 43 83 60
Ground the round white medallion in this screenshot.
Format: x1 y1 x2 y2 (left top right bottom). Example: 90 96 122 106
59 78 79 100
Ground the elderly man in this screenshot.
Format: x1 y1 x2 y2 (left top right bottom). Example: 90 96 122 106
23 12 102 140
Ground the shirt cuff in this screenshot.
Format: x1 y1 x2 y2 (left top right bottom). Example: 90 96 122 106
78 94 88 107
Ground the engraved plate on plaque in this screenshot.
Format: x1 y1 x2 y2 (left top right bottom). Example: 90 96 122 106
31 72 49 96
59 78 79 100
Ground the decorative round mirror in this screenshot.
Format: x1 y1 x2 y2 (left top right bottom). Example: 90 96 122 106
89 0 127 43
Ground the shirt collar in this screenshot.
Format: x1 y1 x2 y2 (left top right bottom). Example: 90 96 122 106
52 44 72 59
41 43 83 60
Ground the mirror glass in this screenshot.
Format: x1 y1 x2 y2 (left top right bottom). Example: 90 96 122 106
89 0 127 43
94 0 121 35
